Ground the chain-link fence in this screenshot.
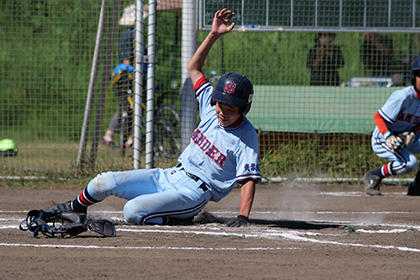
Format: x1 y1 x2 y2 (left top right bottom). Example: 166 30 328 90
1 0 419 180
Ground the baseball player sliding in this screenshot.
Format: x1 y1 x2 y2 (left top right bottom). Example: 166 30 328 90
364 56 420 196
45 9 261 226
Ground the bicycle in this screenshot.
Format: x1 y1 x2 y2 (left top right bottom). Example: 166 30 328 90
113 70 181 158
153 90 181 158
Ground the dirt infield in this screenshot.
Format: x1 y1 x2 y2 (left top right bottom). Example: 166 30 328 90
1 182 420 279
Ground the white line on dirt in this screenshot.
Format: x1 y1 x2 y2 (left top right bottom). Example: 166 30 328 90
278 232 420 253
318 191 406 196
2 226 420 253
0 225 19 229
114 226 420 253
0 243 299 251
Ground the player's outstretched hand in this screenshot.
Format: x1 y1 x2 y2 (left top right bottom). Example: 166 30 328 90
227 215 249 227
211 8 235 36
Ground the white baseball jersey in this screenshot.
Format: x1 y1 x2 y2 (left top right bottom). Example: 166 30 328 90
178 78 261 201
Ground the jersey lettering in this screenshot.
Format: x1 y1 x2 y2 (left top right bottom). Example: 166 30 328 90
191 129 200 139
396 112 420 124
191 128 227 167
195 134 205 146
200 139 212 151
206 145 219 160
244 163 260 172
404 114 414 123
214 153 227 167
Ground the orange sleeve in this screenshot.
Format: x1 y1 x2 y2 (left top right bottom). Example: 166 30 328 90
373 111 389 136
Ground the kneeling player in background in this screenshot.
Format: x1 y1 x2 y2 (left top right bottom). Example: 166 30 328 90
364 56 420 196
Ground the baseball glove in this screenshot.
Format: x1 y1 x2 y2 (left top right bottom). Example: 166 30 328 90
399 131 416 148
19 209 116 238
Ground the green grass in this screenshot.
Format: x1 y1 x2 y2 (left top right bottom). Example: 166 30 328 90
345 225 356 235
258 137 418 179
0 142 178 182
0 136 392 181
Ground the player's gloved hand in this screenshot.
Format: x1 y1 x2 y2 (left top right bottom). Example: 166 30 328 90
400 131 417 147
226 215 249 227
385 133 404 152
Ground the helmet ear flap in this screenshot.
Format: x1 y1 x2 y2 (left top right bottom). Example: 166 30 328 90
240 103 252 116
211 99 216 106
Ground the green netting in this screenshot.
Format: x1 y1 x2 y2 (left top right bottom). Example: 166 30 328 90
0 0 419 179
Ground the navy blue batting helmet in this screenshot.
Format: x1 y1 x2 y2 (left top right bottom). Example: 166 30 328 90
211 72 254 116
411 56 420 86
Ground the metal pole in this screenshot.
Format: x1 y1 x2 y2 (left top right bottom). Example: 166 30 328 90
133 0 145 169
76 0 106 168
145 0 157 168
180 0 197 151
89 0 121 166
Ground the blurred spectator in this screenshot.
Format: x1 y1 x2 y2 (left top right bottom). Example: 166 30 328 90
402 54 418 86
360 33 402 79
102 4 147 148
307 32 345 86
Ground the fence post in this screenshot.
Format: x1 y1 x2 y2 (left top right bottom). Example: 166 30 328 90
76 0 107 169
180 0 197 151
89 0 121 166
133 0 145 169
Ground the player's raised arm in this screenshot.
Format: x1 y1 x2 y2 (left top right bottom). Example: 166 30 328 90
188 9 235 86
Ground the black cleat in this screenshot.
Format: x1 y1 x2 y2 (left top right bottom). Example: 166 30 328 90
165 216 194 225
364 171 382 196
45 201 87 214
407 181 420 196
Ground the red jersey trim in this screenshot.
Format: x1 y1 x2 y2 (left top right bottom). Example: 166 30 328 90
193 77 207 91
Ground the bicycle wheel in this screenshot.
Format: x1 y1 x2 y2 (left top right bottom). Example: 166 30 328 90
154 104 181 158
118 98 133 157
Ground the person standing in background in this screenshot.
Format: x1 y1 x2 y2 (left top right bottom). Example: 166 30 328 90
307 32 344 86
102 4 148 148
360 33 399 78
